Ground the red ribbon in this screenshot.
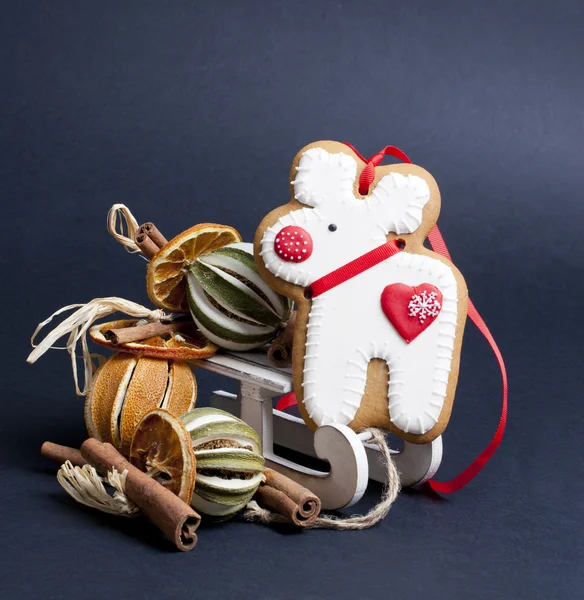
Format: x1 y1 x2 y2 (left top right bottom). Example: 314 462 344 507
425 225 508 494
274 392 298 413
275 144 508 494
307 240 402 299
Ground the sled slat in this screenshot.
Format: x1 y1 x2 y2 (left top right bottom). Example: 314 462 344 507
192 350 293 394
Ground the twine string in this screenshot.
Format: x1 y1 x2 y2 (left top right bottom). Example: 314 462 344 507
244 428 401 530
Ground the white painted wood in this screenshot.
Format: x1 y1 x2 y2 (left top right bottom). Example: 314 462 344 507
191 351 293 394
235 382 368 510
211 390 441 487
210 390 243 417
197 351 443 502
359 432 442 487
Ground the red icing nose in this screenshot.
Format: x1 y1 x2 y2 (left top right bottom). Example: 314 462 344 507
274 226 313 262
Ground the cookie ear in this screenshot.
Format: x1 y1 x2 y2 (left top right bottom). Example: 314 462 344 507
367 171 432 236
291 147 357 207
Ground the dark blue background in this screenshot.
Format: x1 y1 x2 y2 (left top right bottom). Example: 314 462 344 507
1 1 582 598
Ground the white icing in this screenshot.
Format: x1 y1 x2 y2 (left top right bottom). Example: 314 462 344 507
408 290 441 322
260 148 457 435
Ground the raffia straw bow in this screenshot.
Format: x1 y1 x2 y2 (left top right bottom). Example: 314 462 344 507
27 297 171 396
107 204 141 254
57 461 139 517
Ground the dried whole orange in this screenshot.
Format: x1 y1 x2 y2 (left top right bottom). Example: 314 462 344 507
129 409 196 504
89 319 218 361
146 223 242 313
84 352 196 455
181 407 265 520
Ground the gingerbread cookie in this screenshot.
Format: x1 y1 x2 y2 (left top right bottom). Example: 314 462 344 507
254 141 468 444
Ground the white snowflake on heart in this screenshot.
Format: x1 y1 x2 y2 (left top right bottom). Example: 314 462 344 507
408 290 441 323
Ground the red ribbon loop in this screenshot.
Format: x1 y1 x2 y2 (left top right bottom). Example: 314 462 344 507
343 143 412 195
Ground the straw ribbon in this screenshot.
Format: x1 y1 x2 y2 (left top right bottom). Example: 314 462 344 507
107 204 141 254
27 297 171 396
57 461 139 517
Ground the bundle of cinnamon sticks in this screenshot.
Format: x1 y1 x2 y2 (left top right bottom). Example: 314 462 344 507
102 319 193 346
42 440 200 551
267 312 297 367
134 221 168 259
255 468 321 526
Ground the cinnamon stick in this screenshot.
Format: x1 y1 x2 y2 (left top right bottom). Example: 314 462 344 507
138 222 168 249
103 320 192 345
80 439 200 551
267 312 297 368
135 233 160 259
254 468 321 527
41 441 87 467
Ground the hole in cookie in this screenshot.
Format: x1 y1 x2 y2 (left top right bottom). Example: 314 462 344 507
304 286 313 300
396 239 406 249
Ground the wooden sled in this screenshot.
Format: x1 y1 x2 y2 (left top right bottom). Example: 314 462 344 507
192 351 442 510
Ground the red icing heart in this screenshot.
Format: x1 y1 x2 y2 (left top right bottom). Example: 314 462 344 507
274 225 313 263
380 283 443 343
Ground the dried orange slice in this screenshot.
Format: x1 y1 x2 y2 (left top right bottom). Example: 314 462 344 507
89 319 218 361
146 223 242 313
129 409 196 504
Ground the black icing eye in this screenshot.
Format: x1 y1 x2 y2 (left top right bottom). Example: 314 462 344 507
328 223 337 232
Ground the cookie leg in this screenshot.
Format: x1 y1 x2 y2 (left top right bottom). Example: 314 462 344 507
335 342 390 427
301 293 373 427
387 336 454 437
301 343 367 427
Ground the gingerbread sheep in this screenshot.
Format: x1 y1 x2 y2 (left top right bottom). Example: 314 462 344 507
254 141 468 444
